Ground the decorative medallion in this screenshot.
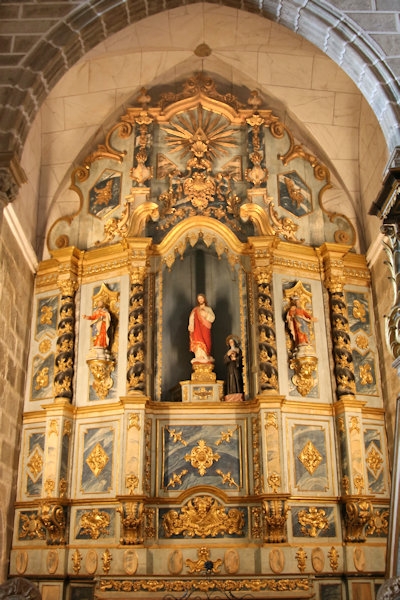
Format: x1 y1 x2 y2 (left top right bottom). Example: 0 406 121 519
366 443 384 477
298 441 322 475
86 443 109 477
184 440 220 476
27 448 43 480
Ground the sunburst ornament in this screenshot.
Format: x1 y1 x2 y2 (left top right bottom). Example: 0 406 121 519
161 105 237 163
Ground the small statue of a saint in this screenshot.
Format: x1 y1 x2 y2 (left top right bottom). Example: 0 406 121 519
286 297 317 349
83 300 111 351
224 335 244 402
188 293 215 363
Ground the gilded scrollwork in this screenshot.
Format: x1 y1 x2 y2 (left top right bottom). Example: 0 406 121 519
166 470 188 489
328 546 339 572
87 358 114 400
295 548 307 573
162 496 244 538
117 502 144 545
215 426 238 446
19 512 46 541
297 507 329 537
185 546 222 574
72 549 82 575
215 469 239 489
99 576 311 594
166 427 188 446
344 499 374 542
39 502 66 545
102 549 112 575
79 508 110 540
262 499 288 543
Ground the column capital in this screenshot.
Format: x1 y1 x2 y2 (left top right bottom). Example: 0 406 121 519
0 152 27 204
318 242 352 293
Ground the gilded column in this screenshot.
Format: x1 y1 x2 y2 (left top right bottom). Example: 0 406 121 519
251 237 279 394
52 248 81 403
127 266 147 394
320 243 373 540
319 243 355 399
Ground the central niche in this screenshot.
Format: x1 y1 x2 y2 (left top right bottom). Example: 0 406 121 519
155 241 249 402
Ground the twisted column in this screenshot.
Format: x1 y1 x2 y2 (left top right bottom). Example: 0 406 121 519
127 268 146 394
320 243 355 399
54 277 78 402
254 267 279 393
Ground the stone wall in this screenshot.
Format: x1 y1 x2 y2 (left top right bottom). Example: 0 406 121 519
0 215 34 582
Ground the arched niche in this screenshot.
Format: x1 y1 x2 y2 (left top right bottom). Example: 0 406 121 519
150 217 252 401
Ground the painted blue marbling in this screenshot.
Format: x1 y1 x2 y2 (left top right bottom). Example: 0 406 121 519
293 425 328 492
36 296 58 336
75 507 115 540
81 427 114 493
26 432 45 496
346 291 370 335
162 424 242 491
291 505 336 537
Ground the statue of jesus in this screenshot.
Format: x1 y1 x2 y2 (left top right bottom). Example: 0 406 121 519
188 293 215 363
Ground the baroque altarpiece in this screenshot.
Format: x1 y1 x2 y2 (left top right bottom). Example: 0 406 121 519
10 75 390 600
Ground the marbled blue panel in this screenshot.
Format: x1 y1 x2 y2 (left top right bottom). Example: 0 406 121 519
60 432 70 482
75 507 115 540
89 170 121 218
353 350 377 395
18 510 46 540
346 291 370 335
293 425 328 492
31 354 54 400
278 171 312 217
291 505 336 537
36 296 58 336
364 428 385 494
336 419 349 479
81 427 114 493
162 424 242 491
26 432 45 496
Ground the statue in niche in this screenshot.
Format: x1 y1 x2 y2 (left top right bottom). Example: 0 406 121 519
83 299 111 350
224 335 244 402
188 293 215 363
286 296 317 349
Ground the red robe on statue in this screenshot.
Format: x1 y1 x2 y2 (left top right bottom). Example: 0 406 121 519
189 305 214 360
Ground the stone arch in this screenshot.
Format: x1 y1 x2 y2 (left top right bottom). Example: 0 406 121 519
3 0 400 161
